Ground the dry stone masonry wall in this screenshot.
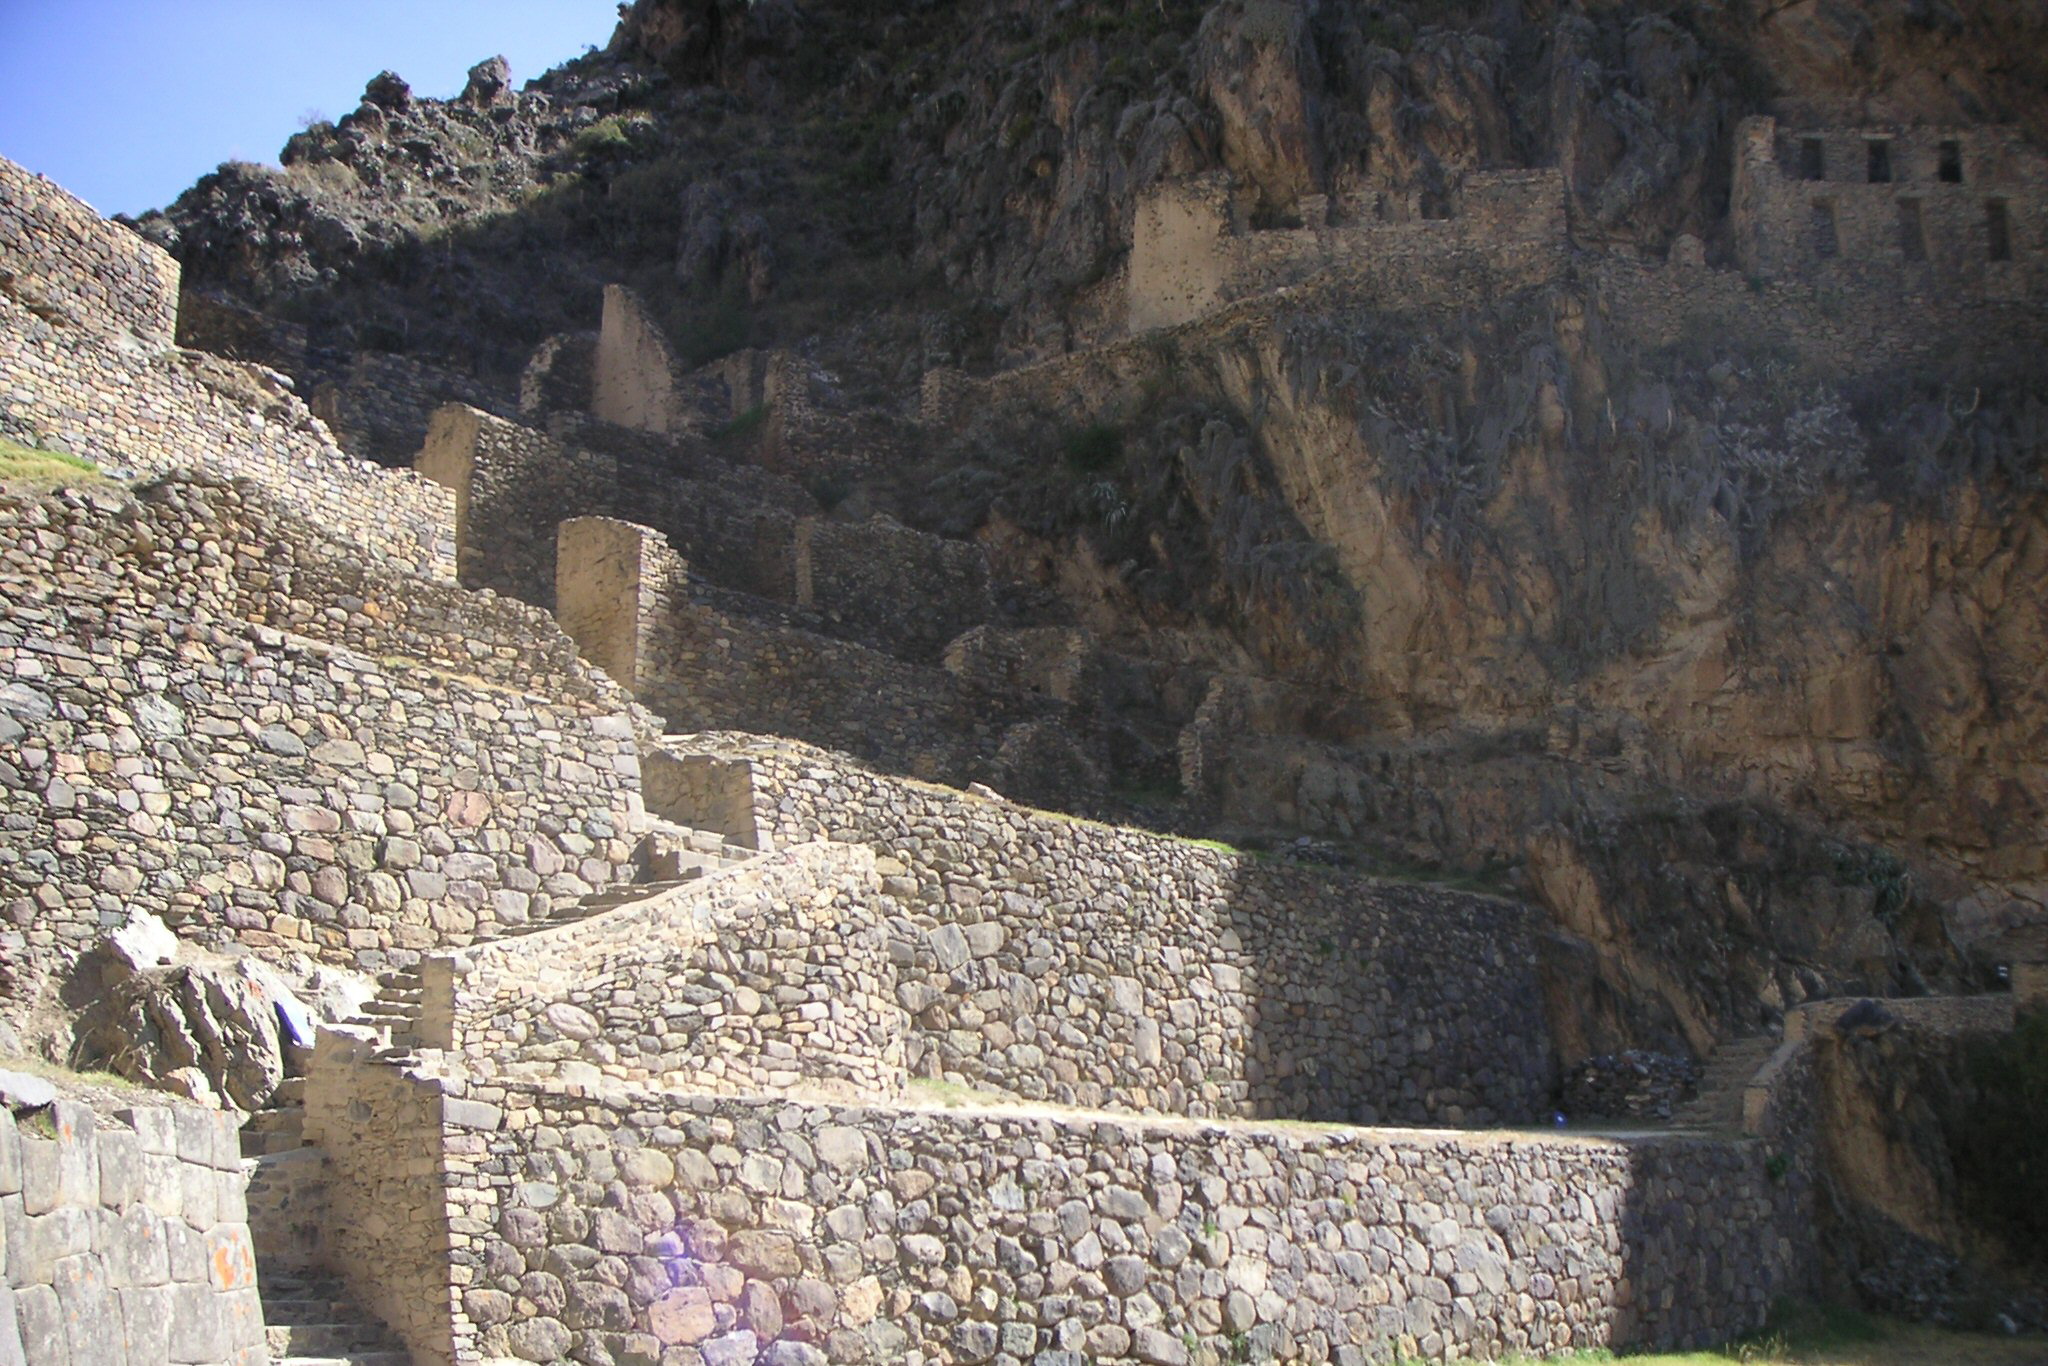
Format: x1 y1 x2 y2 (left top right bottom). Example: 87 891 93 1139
1128 169 1567 331
311 349 520 467
306 1034 476 1366
420 842 904 1099
446 1082 1806 1366
649 737 1551 1126
0 159 179 347
421 403 993 662
0 476 645 1024
1733 117 2047 295
0 1092 264 1366
0 156 456 581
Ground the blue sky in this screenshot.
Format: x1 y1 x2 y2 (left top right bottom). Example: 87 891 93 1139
0 1 623 217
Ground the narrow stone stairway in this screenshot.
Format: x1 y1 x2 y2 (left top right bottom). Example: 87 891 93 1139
241 1076 307 1157
262 1271 411 1366
1667 1035 1781 1133
336 823 757 1050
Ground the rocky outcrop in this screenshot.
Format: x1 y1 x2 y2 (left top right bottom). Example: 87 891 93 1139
73 913 371 1113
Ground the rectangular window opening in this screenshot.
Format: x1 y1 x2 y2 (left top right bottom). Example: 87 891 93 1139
1939 140 1963 183
1812 199 1839 258
1867 140 1893 183
1986 199 2012 262
1799 138 1826 181
1898 199 1926 262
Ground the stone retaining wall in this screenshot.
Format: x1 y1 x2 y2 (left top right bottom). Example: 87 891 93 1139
0 477 645 1023
0 157 179 347
1589 254 2048 380
419 842 904 1098
311 350 518 467
925 222 1560 434
420 405 987 660
449 1080 1806 1366
1 292 455 581
0 1092 264 1365
796 517 993 662
1128 168 1566 332
648 736 1552 1126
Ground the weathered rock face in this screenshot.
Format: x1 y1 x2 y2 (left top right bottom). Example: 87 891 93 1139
70 915 364 1112
1807 1003 2048 1328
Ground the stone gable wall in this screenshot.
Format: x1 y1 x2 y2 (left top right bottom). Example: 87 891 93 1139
594 285 686 437
0 477 645 1023
418 842 904 1098
442 1080 1807 1366
0 157 179 347
0 1092 264 1366
652 736 1552 1126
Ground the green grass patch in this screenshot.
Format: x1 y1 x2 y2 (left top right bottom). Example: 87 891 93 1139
1 1051 144 1094
0 436 100 489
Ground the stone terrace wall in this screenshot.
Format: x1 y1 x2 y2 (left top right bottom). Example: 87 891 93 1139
1 291 456 580
420 405 799 612
419 842 905 1098
1 1092 264 1366
311 350 518 467
0 478 644 1025
0 157 179 347
638 567 1056 791
797 517 993 662
1595 248 2048 380
652 736 1552 1125
925 226 1562 435
420 405 987 660
450 1081 1807 1366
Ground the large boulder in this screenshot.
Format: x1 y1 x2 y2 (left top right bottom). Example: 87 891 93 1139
74 914 368 1112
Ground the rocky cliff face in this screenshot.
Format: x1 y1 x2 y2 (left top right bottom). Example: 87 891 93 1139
134 0 2048 1061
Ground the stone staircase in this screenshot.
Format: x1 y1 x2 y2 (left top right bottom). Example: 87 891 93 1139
334 822 757 1052
1667 1034 1781 1133
241 1077 308 1157
262 1271 411 1366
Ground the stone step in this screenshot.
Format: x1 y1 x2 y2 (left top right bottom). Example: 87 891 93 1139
1668 1036 1779 1131
267 1322 406 1355
271 1077 308 1105
376 970 422 989
240 1128 308 1158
